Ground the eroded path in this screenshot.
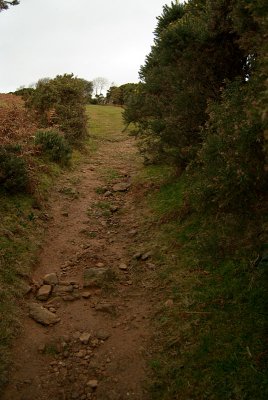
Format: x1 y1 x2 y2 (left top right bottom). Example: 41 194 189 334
3 128 153 400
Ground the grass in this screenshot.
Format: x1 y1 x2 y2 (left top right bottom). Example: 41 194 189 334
134 164 268 400
87 104 127 143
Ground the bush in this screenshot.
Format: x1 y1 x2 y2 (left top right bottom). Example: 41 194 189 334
0 145 28 193
27 74 88 145
34 130 72 165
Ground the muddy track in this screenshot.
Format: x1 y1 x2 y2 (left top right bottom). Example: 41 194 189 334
3 135 154 400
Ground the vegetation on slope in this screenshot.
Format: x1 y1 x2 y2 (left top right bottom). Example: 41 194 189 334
124 0 268 398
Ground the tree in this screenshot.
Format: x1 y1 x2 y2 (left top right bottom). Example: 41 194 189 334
92 77 109 96
0 0 19 11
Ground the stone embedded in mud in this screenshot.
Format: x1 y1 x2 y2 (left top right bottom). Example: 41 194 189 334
83 267 108 288
95 303 116 315
29 303 61 326
36 285 52 301
53 284 74 295
95 329 110 341
112 182 130 192
82 291 92 299
43 273 58 286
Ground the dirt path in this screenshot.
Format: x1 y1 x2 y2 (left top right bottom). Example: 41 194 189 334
3 133 154 400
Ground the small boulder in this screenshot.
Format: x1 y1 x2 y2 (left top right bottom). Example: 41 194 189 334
87 380 98 389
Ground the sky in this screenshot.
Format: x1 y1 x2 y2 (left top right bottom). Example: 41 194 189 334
0 0 170 93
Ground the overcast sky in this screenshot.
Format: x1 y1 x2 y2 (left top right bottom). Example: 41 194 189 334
0 0 170 93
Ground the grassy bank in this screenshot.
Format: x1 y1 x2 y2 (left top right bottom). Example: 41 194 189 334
135 166 268 400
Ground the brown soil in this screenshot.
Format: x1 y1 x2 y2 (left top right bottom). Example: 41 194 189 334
3 135 155 400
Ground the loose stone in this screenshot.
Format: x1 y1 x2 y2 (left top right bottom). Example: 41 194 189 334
43 273 58 285
29 303 60 326
36 285 52 301
79 332 91 345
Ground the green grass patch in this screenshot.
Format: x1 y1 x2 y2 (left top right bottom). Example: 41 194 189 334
87 105 128 143
136 167 268 400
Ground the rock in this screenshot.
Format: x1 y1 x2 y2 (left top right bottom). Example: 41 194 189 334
36 285 52 301
82 292 92 299
47 296 63 307
95 329 110 341
79 332 91 344
165 299 174 307
96 262 105 268
104 191 113 197
132 252 142 260
43 273 58 285
110 205 119 213
141 251 153 261
62 295 76 302
62 212 69 217
53 285 74 295
83 267 108 288
112 182 130 192
95 303 115 315
119 263 128 271
129 229 138 236
87 380 98 389
29 303 60 326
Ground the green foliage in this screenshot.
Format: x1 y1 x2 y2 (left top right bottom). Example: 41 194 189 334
106 83 138 106
0 0 19 11
0 145 28 193
34 129 72 165
26 74 88 145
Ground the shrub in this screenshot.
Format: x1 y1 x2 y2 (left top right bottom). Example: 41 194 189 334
0 145 28 193
27 74 88 145
34 130 72 165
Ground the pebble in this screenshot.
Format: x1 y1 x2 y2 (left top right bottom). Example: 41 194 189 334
165 299 174 307
79 332 91 344
82 291 92 299
119 263 128 271
87 379 98 389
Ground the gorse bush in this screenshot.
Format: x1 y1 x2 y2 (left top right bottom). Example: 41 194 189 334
34 129 72 165
187 79 266 213
27 74 88 145
0 145 28 193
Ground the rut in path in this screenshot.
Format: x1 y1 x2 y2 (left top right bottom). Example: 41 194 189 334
3 134 154 400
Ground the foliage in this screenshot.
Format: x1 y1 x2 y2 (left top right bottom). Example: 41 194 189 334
106 83 138 106
34 129 72 165
26 74 88 145
0 0 19 11
124 0 251 167
0 94 36 146
0 145 28 193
